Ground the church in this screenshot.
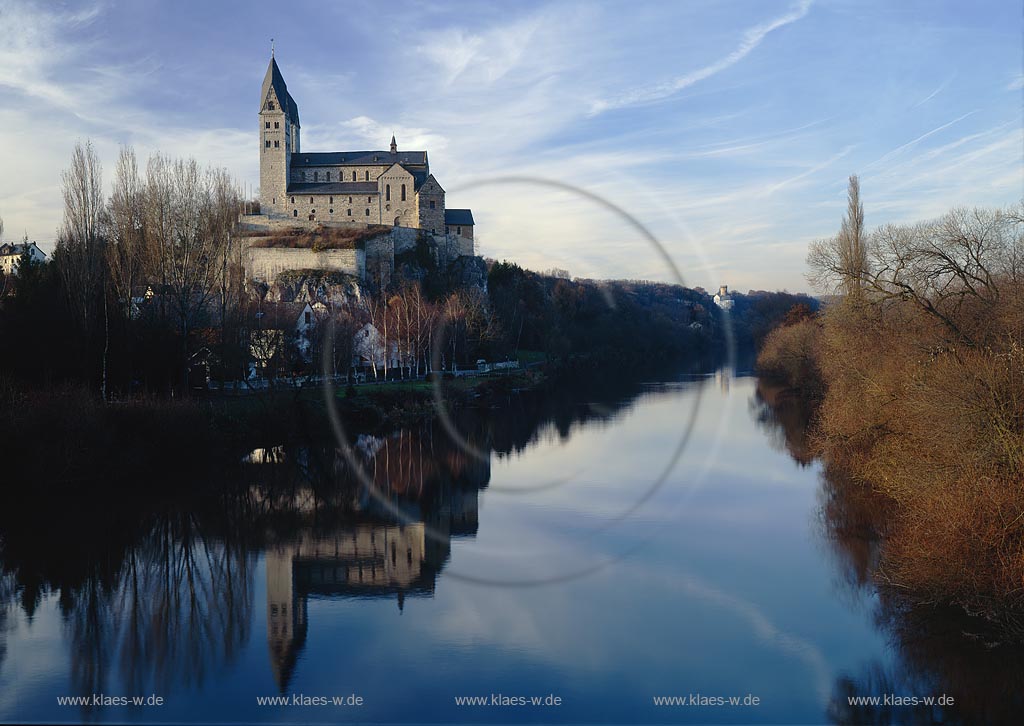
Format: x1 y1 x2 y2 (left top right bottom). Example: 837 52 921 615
257 54 474 241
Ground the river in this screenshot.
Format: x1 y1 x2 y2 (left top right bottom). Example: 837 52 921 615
0 370 1016 723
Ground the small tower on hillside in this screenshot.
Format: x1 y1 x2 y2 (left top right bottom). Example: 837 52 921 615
259 54 301 217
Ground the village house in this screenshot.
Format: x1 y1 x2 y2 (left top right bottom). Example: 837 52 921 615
0 241 46 276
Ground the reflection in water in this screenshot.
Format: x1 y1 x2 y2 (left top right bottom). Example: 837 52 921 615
0 376 643 712
0 503 255 714
5 371 1019 721
250 426 490 692
754 379 1024 724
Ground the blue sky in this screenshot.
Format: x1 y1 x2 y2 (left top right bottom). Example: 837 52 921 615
0 0 1020 292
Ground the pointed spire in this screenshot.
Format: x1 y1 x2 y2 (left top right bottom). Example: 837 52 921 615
390 134 397 154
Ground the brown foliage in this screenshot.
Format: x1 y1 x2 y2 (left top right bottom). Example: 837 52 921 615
756 316 822 392
811 215 1024 616
245 224 391 251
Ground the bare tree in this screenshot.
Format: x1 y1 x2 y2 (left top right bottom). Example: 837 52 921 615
860 205 1023 345
807 174 869 298
108 147 146 319
56 140 109 397
56 140 106 328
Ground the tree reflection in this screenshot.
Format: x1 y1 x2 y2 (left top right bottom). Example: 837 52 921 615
0 374 649 710
0 496 254 712
752 375 1024 724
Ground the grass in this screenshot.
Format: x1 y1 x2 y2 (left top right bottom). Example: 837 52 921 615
516 349 547 365
244 224 392 251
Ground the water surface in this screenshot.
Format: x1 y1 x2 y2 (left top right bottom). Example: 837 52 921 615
0 371 1012 723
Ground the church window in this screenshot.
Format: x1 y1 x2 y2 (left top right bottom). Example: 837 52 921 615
365 208 370 216
313 171 319 181
385 184 391 201
329 208 334 214
367 196 372 203
310 197 314 204
394 217 400 226
274 140 279 148
401 184 406 201
274 121 279 129
352 171 356 181
347 209 352 216
265 140 270 148
457 226 462 235
290 196 294 204
265 121 270 129
429 200 436 209
326 172 331 181
293 210 297 217
329 196 333 204
268 101 275 110
348 196 352 203
364 171 369 181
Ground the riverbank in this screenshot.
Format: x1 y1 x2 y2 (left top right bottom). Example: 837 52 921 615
0 368 543 492
757 295 1024 632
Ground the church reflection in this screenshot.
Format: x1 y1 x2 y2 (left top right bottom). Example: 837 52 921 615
0 374 646 707
245 427 487 692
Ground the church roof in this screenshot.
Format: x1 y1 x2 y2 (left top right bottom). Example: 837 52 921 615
261 57 300 127
291 151 427 167
288 182 378 194
444 209 475 226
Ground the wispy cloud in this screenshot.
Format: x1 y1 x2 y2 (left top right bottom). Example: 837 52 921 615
910 77 951 108
589 0 814 114
864 110 978 170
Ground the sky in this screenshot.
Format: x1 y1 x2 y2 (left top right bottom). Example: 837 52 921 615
0 0 1020 293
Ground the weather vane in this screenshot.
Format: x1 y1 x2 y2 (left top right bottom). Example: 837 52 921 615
271 38 275 58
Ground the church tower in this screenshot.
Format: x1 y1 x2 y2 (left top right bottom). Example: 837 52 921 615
259 53 300 217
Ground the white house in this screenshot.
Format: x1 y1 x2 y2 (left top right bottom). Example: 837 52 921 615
352 322 400 376
713 284 734 310
249 301 318 375
0 241 46 275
